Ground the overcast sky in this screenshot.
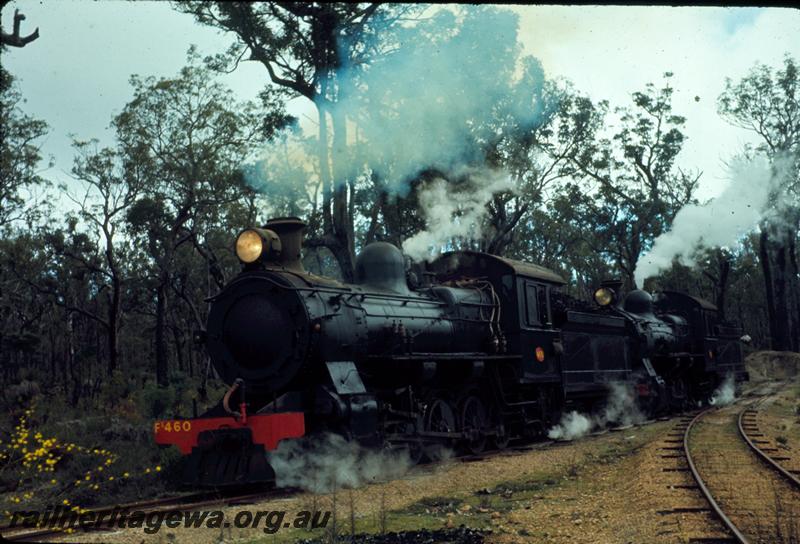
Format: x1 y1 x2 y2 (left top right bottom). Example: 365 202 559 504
3 2 799 205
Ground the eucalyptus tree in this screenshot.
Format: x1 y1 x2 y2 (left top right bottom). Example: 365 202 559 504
478 81 602 257
58 141 145 375
175 2 421 279
561 73 699 289
117 59 285 385
2 217 109 400
718 55 800 351
0 67 48 229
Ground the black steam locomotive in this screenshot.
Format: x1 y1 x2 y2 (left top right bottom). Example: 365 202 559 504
155 217 747 486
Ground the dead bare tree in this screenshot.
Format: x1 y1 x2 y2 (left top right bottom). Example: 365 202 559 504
1 3 39 48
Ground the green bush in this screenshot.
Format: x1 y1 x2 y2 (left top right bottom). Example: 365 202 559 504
137 384 177 419
1 372 230 517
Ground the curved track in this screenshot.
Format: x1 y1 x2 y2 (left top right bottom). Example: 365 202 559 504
681 382 800 544
738 401 800 490
684 408 749 544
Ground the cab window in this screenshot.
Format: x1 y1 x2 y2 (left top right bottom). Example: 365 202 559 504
525 282 543 326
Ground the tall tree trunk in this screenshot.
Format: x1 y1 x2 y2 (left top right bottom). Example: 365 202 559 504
620 259 636 292
330 106 355 281
186 315 195 378
787 226 800 351
172 324 184 373
381 192 404 248
61 313 68 395
364 184 384 245
107 276 121 376
48 327 56 384
773 232 791 349
67 313 79 405
155 274 169 387
716 253 731 321
317 98 333 234
760 228 778 349
760 224 798 351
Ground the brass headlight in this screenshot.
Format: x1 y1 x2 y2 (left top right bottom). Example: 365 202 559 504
236 230 264 263
594 287 615 307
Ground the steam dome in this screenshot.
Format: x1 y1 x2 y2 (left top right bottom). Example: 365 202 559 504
624 290 655 315
355 242 410 293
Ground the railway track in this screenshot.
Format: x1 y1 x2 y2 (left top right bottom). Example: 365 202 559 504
0 487 295 542
651 381 788 543
648 410 741 543
679 387 800 544
738 400 800 490
684 408 749 543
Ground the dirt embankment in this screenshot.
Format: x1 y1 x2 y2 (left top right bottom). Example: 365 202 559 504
746 350 800 381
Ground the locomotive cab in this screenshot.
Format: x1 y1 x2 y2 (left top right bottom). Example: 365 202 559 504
430 251 566 383
655 291 747 382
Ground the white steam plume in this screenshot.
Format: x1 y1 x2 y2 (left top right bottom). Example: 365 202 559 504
547 411 593 441
596 381 645 427
547 382 644 441
709 374 736 406
634 156 782 287
402 170 514 262
267 433 412 493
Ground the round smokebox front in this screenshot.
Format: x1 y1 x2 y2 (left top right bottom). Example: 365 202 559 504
206 273 310 392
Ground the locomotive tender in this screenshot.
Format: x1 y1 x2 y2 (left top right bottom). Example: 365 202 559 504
155 217 747 486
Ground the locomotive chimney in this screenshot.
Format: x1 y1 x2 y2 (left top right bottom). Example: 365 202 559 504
264 217 306 273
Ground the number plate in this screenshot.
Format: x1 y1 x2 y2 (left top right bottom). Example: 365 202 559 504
154 420 192 433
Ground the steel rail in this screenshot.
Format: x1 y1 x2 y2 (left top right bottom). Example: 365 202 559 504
684 408 750 544
738 402 800 489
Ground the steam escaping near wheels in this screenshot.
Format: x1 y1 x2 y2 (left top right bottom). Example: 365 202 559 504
599 382 646 427
548 411 593 441
266 433 414 493
709 375 737 406
547 382 646 441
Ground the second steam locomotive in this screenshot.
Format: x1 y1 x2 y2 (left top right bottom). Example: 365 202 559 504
155 217 747 486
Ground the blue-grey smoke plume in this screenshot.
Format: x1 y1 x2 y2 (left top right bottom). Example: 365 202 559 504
333 6 545 192
245 6 549 248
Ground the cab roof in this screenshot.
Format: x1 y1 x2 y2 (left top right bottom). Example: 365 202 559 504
659 290 718 311
432 251 566 285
